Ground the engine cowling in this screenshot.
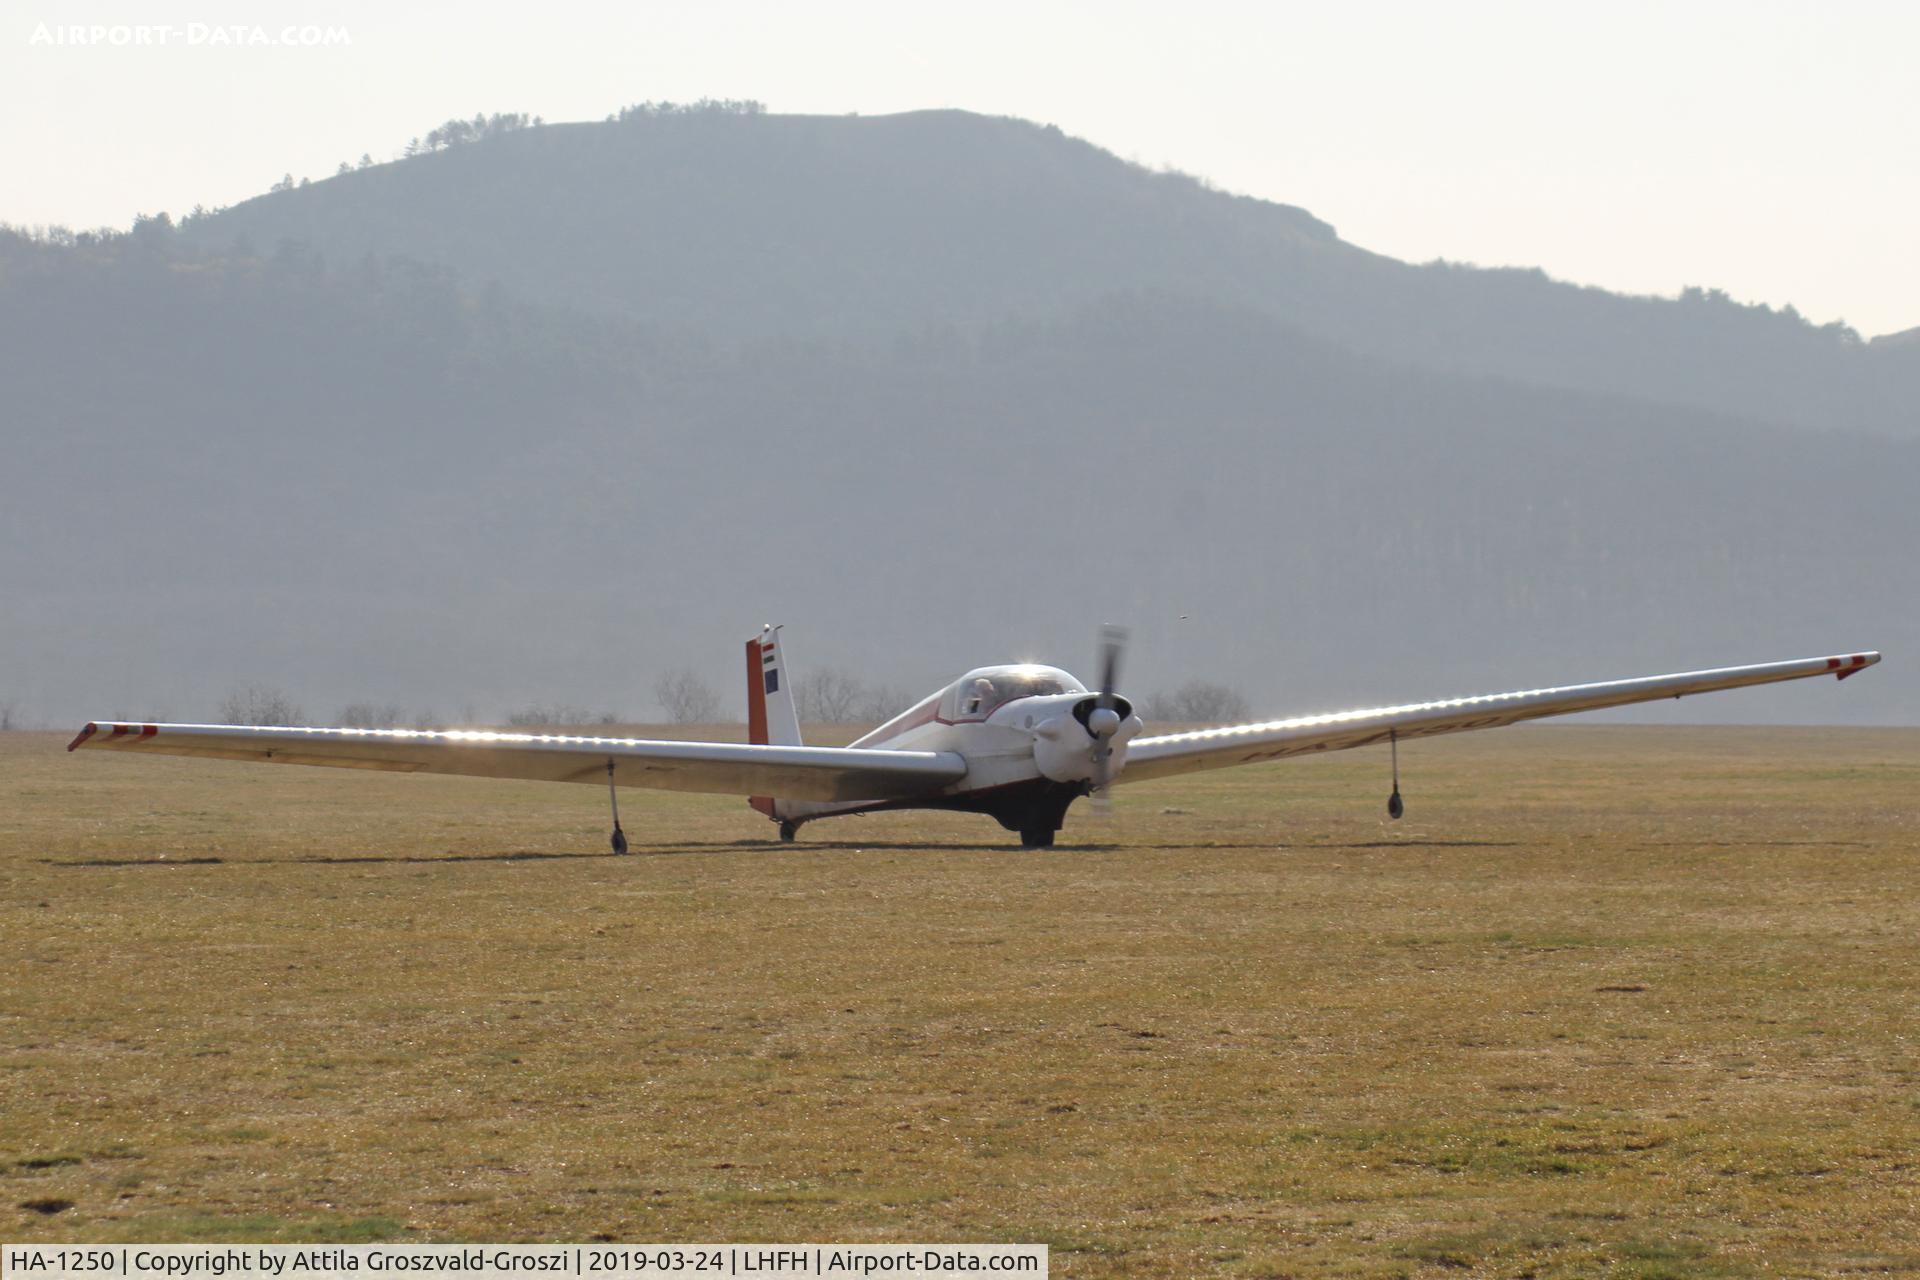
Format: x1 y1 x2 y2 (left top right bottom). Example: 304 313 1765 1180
1033 695 1143 784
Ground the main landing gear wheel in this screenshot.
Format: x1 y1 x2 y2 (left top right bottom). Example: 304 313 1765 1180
1020 826 1056 849
779 820 798 843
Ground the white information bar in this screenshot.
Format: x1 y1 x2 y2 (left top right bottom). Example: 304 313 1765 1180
3 1247 1045 1280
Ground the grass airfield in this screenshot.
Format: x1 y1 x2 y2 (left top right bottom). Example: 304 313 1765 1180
2 724 1916 1277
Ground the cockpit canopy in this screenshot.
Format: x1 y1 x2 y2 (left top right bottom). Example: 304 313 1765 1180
948 665 1087 719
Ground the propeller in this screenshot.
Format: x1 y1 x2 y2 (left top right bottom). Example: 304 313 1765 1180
1088 624 1128 816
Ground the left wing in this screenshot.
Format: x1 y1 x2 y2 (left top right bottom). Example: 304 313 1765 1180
1119 652 1880 785
66 722 967 803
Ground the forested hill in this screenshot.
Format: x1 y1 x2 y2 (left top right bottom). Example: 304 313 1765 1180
169 105 1918 436
2 220 1914 725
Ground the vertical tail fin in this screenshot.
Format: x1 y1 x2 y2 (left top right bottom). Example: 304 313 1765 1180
747 625 803 747
745 625 803 818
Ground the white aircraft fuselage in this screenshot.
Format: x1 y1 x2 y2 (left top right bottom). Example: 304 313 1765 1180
773 664 1144 837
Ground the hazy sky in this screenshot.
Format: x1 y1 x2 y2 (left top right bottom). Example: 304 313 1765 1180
7 0 1916 337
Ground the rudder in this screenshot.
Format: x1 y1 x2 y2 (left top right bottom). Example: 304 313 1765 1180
745 625 803 817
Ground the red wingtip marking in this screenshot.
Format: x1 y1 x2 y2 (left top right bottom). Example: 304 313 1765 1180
66 723 99 751
1826 657 1843 670
1836 655 1872 681
141 724 158 739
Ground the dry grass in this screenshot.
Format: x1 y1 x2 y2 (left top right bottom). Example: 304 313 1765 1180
2 725 1916 1276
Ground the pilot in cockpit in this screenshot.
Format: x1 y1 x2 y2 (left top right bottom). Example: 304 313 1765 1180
963 677 995 715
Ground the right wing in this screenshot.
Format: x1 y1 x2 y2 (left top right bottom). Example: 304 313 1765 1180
1120 651 1880 785
67 722 968 803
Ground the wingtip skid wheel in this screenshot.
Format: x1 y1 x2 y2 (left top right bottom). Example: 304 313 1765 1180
1387 790 1404 821
611 826 629 855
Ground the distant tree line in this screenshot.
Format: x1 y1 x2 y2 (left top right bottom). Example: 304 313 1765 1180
256 111 549 194
653 669 723 724
7 675 1252 737
209 688 632 731
794 669 911 725
219 684 303 726
1141 682 1252 724
406 112 543 157
506 704 620 728
608 98 765 123
337 702 405 729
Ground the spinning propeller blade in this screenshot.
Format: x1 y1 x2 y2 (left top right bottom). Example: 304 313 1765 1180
1088 624 1128 816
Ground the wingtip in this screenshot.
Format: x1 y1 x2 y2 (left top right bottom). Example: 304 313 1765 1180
66 722 99 752
1832 651 1880 681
